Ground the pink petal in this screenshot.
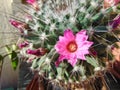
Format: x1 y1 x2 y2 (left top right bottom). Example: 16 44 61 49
64 29 75 40
65 54 78 66
77 49 89 54
77 30 87 35
58 55 66 62
59 36 70 44
76 41 93 51
68 58 77 66
76 34 88 42
76 30 88 42
55 41 69 54
76 50 89 56
77 53 86 60
55 55 66 66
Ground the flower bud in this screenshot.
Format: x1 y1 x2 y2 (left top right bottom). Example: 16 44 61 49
9 19 29 33
26 0 39 11
18 41 29 49
26 48 47 56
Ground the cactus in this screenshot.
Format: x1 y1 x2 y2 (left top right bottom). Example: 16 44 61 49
9 0 120 89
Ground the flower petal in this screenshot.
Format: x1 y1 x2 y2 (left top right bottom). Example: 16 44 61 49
55 55 66 66
68 58 77 66
77 30 87 35
64 29 75 40
76 30 88 42
77 41 93 50
76 50 88 59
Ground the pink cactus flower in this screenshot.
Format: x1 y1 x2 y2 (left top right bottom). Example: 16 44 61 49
18 41 29 49
26 0 39 10
55 29 93 66
9 19 25 33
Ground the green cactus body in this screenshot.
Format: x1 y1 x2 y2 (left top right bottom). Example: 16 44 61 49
15 0 117 85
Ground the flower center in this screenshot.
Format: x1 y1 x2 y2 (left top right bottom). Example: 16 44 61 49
67 41 78 52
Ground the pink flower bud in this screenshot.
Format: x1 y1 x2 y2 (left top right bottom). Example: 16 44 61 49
9 19 25 33
26 0 39 11
26 48 47 56
18 41 29 49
